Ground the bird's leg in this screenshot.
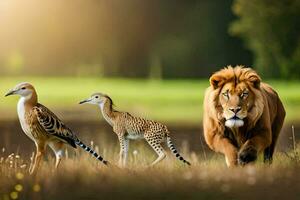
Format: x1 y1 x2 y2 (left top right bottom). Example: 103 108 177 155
118 152 123 167
145 134 166 166
49 141 64 169
30 143 46 175
149 144 166 166
118 135 127 167
28 151 35 173
55 151 63 169
123 138 129 167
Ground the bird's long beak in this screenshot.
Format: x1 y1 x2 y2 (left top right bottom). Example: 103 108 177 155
5 89 16 97
79 98 90 104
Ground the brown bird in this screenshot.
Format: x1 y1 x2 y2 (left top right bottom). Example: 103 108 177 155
5 82 108 174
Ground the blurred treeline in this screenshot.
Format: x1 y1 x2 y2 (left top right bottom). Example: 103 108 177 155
231 0 300 79
0 0 299 78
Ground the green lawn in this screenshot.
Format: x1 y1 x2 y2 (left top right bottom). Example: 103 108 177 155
0 77 299 124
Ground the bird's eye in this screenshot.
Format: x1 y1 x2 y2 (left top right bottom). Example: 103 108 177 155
21 87 26 90
95 96 99 99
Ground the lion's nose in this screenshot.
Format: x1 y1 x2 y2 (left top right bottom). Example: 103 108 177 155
229 107 241 114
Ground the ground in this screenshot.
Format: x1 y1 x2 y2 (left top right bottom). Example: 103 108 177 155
1 145 300 200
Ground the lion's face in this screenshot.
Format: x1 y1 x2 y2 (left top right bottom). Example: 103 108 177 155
219 81 254 128
209 66 262 129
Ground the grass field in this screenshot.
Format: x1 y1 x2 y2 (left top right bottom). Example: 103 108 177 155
0 77 299 124
1 144 300 200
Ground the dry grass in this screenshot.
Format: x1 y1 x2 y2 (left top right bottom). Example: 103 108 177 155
1 143 300 200
0 121 298 200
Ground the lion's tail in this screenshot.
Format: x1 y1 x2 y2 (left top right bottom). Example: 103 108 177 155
166 134 191 166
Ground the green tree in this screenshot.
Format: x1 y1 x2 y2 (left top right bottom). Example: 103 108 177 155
230 0 300 78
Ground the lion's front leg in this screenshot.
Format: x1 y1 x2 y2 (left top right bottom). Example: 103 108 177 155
238 134 271 165
205 134 238 167
223 143 238 167
203 116 239 167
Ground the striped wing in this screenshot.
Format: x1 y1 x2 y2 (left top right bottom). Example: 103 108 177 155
34 103 77 148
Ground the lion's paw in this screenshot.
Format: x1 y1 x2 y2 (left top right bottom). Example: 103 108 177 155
238 146 257 165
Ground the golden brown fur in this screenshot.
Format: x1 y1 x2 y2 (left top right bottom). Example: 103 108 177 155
203 66 285 166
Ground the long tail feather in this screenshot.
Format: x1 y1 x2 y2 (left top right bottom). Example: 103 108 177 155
166 135 191 165
75 139 109 165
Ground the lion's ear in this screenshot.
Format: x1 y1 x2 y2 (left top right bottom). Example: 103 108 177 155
210 74 225 89
248 74 261 88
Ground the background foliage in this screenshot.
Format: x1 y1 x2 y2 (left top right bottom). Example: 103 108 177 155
0 0 253 78
1 0 298 78
230 0 300 79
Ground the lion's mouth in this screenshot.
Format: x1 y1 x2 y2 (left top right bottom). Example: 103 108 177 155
225 116 244 128
231 116 241 120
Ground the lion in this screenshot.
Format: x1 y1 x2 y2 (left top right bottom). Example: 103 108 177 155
203 66 285 167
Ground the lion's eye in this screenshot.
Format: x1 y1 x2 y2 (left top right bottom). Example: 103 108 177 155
241 92 249 98
222 91 229 98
